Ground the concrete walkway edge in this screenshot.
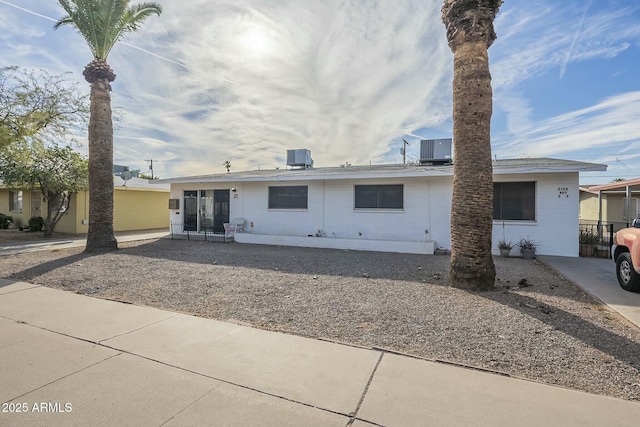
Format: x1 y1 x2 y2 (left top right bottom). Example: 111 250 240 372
2 279 640 427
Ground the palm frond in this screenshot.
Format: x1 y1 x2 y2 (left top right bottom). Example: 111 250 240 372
54 0 161 61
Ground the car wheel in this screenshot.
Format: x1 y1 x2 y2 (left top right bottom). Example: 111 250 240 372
616 252 640 292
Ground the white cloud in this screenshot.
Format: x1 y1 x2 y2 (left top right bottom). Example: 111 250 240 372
2 0 640 180
96 0 454 174
493 92 640 172
491 1 640 90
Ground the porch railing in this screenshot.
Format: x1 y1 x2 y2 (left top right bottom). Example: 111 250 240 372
170 222 232 243
578 222 615 258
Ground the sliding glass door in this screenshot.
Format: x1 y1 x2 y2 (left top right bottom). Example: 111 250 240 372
184 189 229 233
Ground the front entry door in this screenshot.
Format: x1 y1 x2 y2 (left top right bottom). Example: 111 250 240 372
213 190 229 233
183 191 198 231
31 191 42 218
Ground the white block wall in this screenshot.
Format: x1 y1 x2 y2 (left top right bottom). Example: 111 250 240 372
492 173 579 257
168 171 581 257
238 178 435 243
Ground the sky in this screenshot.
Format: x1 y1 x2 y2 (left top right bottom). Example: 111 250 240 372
1 0 639 184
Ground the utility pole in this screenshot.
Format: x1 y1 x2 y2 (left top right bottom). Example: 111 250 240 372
401 139 409 164
144 159 156 179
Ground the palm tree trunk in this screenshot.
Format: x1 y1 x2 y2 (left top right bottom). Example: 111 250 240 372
448 41 496 290
85 78 117 252
442 0 502 290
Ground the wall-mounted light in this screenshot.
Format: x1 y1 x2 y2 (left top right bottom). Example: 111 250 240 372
231 187 237 192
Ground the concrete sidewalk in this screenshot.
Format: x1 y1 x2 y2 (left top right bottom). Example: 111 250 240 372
0 230 169 256
2 280 639 427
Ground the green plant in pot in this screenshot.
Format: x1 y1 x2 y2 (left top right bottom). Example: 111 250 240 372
519 237 537 260
498 239 514 257
579 230 598 257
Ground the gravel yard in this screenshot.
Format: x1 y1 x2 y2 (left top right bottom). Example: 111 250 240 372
1 237 640 401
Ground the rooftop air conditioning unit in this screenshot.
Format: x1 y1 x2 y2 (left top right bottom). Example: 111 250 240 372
286 149 313 169
420 138 453 165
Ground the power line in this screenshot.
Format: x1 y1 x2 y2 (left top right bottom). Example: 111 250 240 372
616 157 635 173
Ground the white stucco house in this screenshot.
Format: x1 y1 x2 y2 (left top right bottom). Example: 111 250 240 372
155 154 606 257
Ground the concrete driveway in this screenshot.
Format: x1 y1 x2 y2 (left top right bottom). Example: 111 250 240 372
540 256 640 329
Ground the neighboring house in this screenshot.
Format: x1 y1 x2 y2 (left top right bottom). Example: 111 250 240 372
156 155 606 257
0 176 170 233
580 178 640 229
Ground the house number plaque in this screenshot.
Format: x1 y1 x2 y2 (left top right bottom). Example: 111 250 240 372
557 187 569 198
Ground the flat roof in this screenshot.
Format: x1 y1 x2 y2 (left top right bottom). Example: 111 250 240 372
154 158 607 185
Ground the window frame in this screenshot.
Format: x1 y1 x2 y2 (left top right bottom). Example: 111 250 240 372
493 181 536 221
50 193 68 213
9 190 23 211
268 185 308 210
354 184 404 210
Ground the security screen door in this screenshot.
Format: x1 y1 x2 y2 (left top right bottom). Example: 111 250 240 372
213 190 229 233
183 190 198 231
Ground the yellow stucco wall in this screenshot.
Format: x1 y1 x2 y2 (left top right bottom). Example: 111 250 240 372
1 187 168 233
0 188 41 228
579 192 601 221
113 188 169 231
54 192 82 234
579 191 640 224
606 194 639 223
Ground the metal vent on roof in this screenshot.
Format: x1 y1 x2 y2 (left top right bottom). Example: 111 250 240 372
420 138 452 165
286 149 314 169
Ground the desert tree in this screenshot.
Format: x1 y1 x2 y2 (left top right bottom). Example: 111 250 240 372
0 66 87 149
0 141 88 237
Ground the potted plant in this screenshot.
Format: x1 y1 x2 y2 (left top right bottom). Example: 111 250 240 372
579 230 597 257
519 237 537 260
498 239 514 257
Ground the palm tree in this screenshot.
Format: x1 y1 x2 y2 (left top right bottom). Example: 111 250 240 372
442 0 502 291
54 0 162 252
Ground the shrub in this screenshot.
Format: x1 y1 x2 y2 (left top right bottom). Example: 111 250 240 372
518 237 537 251
0 213 13 229
28 216 44 232
579 230 598 245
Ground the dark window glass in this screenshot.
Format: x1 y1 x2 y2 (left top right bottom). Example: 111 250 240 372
268 186 308 209
354 185 403 209
493 182 535 220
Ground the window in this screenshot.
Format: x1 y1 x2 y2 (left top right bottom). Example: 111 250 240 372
354 184 403 209
50 193 68 213
493 182 535 221
9 191 22 211
268 186 308 209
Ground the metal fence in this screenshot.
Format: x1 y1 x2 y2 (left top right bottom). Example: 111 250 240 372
578 222 615 258
579 219 630 233
170 222 232 243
